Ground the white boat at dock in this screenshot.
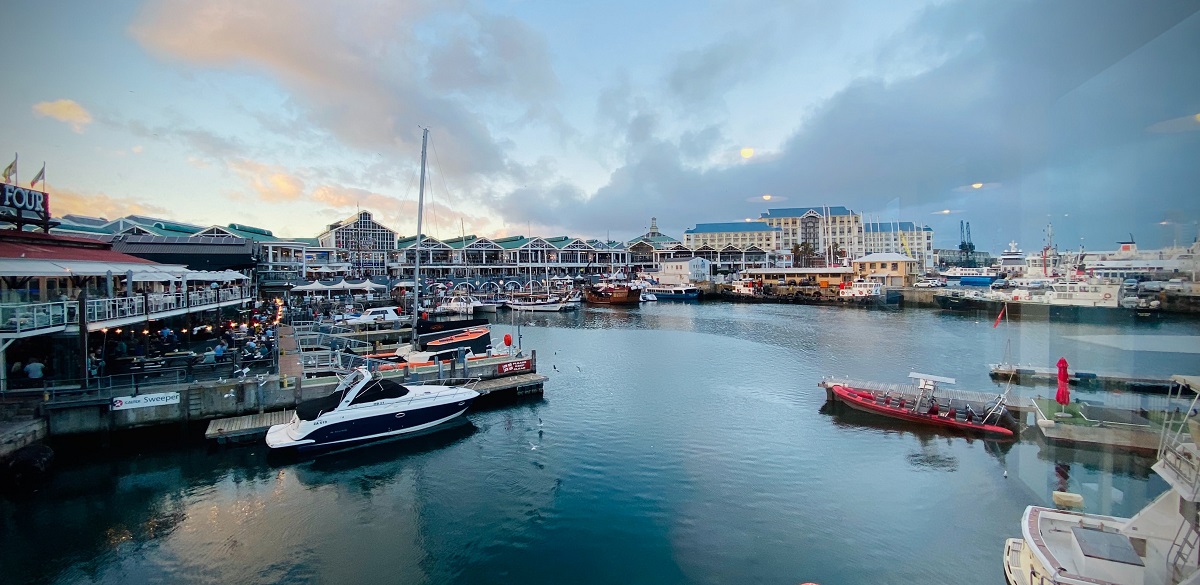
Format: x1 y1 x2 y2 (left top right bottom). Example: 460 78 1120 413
1002 375 1200 585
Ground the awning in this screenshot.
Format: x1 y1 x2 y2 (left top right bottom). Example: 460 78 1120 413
0 257 187 278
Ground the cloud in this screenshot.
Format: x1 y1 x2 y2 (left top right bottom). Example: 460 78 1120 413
32 99 93 132
499 1 1200 249
228 159 305 202
310 184 495 239
130 0 563 184
51 188 169 218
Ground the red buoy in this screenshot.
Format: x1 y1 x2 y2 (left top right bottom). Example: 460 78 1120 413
503 333 513 346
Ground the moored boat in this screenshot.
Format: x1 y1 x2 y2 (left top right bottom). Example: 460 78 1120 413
584 283 641 305
265 367 478 451
645 284 700 300
831 373 1017 438
1001 375 1200 585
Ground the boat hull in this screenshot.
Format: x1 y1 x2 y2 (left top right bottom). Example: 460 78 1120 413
935 294 1132 323
584 287 641 305
266 397 475 452
832 384 1015 438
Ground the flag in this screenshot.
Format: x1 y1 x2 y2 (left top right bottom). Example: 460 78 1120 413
1 153 15 183
30 163 45 188
993 304 1007 328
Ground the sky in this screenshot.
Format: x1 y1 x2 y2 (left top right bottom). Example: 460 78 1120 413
1 0 1198 253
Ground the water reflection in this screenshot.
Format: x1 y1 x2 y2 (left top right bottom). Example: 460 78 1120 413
2 301 1195 585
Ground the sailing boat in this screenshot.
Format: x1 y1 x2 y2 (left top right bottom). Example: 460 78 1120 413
364 128 494 364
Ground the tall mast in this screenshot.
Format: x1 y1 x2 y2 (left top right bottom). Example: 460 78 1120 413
411 127 429 347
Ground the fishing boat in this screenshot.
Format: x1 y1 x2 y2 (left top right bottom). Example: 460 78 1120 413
830 372 1017 438
265 367 478 451
1002 375 1200 585
584 283 641 305
645 284 700 300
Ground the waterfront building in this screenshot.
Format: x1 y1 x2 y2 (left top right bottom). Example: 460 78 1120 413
193 224 308 295
683 222 781 253
657 257 712 285
738 266 854 287
862 222 935 272
758 206 864 265
851 252 920 287
627 217 683 272
0 227 252 391
315 211 397 277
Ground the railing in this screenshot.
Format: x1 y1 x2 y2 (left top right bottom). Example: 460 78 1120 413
82 288 250 327
85 296 145 323
0 301 77 334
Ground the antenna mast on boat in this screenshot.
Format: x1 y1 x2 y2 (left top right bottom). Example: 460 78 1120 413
411 127 429 349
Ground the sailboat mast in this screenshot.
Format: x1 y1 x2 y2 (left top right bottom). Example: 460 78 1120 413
411 127 429 346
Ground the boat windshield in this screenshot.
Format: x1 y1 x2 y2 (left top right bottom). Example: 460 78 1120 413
349 379 410 405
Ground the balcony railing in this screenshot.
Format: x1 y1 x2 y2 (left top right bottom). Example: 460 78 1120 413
0 301 78 334
85 296 144 323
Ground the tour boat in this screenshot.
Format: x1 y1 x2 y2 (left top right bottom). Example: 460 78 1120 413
941 265 999 286
584 283 641 305
645 284 700 300
830 373 1017 438
1002 376 1200 585
265 367 478 451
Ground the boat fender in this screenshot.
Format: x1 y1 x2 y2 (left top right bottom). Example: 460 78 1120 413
1102 293 1112 300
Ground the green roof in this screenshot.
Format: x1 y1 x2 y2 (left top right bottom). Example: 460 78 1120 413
53 224 115 234
495 236 533 250
440 235 477 250
228 223 274 237
293 237 321 246
218 225 282 242
153 221 201 235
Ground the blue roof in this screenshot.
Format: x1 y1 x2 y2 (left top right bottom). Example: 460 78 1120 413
685 222 781 234
759 206 854 219
863 222 933 233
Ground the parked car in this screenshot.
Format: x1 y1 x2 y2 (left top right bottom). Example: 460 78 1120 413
1141 281 1164 292
1122 278 1139 289
1165 278 1186 292
914 279 938 288
990 279 1011 290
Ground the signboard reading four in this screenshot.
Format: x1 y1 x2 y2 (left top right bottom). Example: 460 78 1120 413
110 392 181 411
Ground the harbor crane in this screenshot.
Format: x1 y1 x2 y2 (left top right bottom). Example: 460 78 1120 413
959 221 976 267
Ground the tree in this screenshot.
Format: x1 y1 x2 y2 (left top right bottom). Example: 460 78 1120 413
797 241 816 268
828 242 843 266
790 243 801 268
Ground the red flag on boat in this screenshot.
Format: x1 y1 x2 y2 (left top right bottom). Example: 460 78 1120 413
1055 357 1070 408
993 304 1007 328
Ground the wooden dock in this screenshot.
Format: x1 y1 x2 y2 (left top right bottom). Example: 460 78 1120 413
817 378 1035 412
989 363 1180 394
205 409 294 443
473 373 547 397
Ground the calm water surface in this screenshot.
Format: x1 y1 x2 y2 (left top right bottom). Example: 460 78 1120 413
3 302 1198 584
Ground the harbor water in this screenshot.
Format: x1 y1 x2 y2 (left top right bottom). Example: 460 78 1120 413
4 302 1198 585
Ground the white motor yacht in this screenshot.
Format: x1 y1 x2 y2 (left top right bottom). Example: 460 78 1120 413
266 367 478 452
